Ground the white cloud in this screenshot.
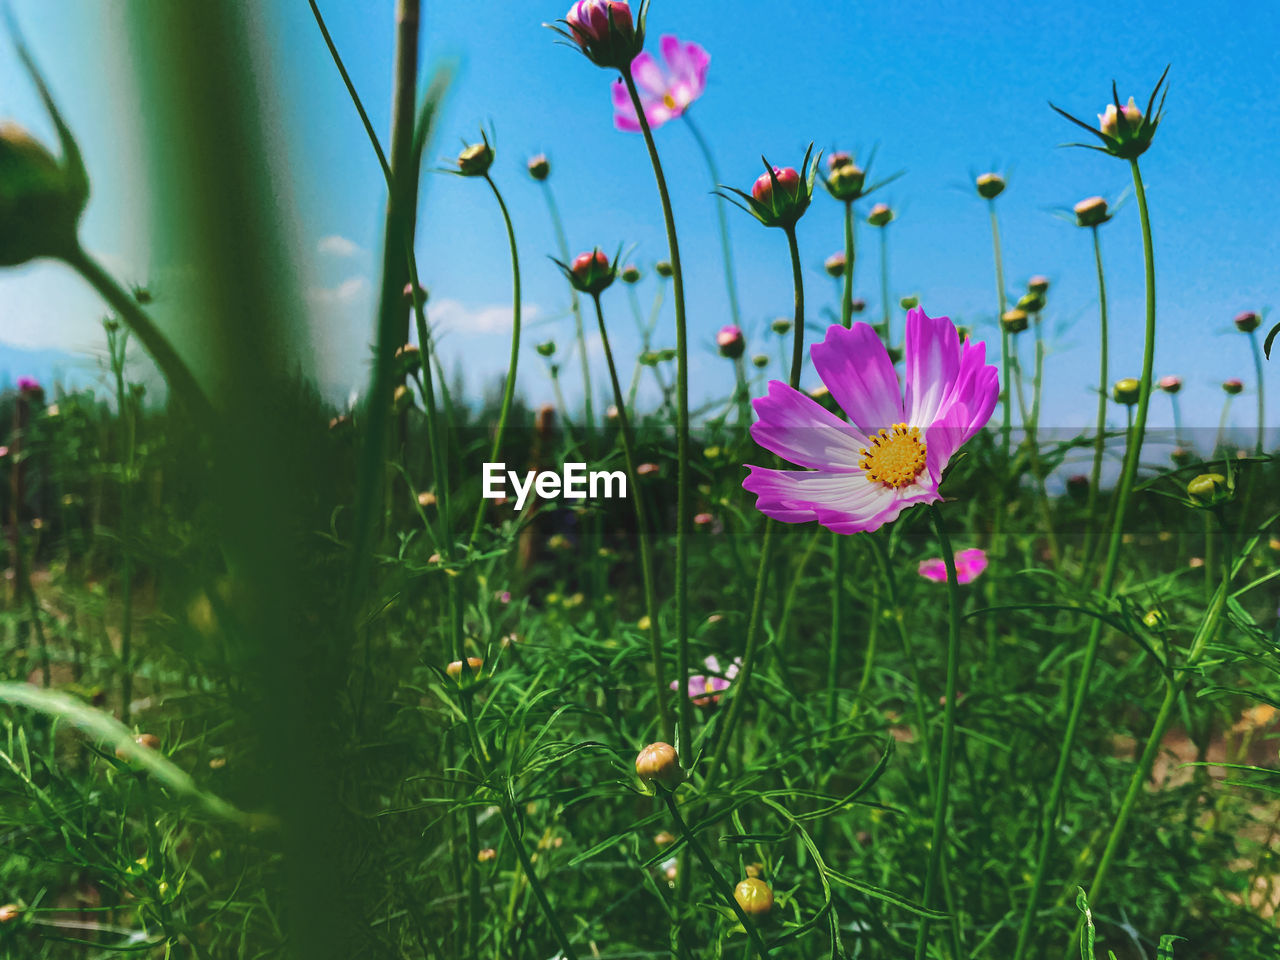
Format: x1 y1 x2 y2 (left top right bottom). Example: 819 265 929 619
430 298 539 334
317 234 361 258
308 275 369 305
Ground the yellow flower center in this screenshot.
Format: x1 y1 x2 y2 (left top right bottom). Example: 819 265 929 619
662 93 678 110
859 423 927 489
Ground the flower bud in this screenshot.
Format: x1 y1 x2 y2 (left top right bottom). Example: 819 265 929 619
825 162 865 201
477 847 497 862
899 295 919 310
562 0 640 71
527 154 550 181
1157 375 1181 393
1016 292 1045 314
569 248 615 295
456 141 494 177
751 166 806 225
637 462 660 476
751 353 769 368
1235 310 1261 333
1112 377 1141 405
1099 97 1143 139
1171 446 1195 467
1223 378 1244 396
418 491 437 508
537 340 556 357
446 656 484 681
392 383 412 413
850 298 866 314
975 172 1005 199
827 151 853 171
0 122 89 266
734 877 774 917
1000 309 1028 334
655 260 673 277
1142 609 1167 629
0 903 20 923
1066 474 1090 501
621 263 641 284
866 202 894 227
394 343 422 375
1187 472 1230 506
1028 275 1050 295
716 325 745 359
403 282 429 308
635 741 683 789
824 251 846 277
770 317 792 335
1073 196 1111 227
116 733 160 760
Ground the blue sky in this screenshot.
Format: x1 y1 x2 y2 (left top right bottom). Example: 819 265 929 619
2 0 1278 454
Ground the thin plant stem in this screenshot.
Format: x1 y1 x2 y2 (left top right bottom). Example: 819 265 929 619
988 200 1011 458
914 504 963 960
622 73 692 760
878 226 891 342
684 113 741 331
1215 396 1232 454
499 806 580 960
542 182 593 428
1082 226 1110 575
1249 332 1266 454
663 792 772 958
1171 394 1183 446
1029 312 1060 566
108 328 136 725
591 293 671 742
1012 156 1161 960
841 200 856 328
828 536 844 730
468 173 522 548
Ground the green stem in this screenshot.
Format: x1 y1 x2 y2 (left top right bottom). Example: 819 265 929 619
1029 312 1060 567
468 173 522 548
1012 156 1160 960
988 200 1010 459
663 792 772 958
499 805 580 960
784 226 805 388
591 294 671 742
542 182 592 428
878 226 891 342
109 330 136 725
914 505 963 960
1250 332 1266 455
623 73 691 760
841 201 856 328
63 245 212 425
684 113 741 331
1082 226 1110 575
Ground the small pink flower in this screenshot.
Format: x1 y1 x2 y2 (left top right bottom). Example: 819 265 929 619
496 590 511 605
611 35 709 132
716 325 744 359
672 656 741 706
744 308 999 534
918 548 988 584
16 377 41 394
693 512 714 526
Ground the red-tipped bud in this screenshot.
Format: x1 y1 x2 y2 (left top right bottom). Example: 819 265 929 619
527 154 550 181
1223 378 1244 395
867 202 894 227
562 0 639 71
569 248 615 295
1028 275 1050 295
752 166 802 216
1066 474 1090 501
716 324 745 359
1073 195 1111 227
1235 310 1261 333
1158 375 1182 394
975 172 1005 199
635 742 683 789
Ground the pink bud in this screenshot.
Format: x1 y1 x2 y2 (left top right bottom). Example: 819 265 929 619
565 0 633 48
1234 310 1261 333
1099 97 1143 138
716 324 745 359
752 167 800 207
1158 375 1182 393
572 249 610 277
1223 378 1244 395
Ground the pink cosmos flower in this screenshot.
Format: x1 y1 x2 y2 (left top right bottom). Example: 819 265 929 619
743 308 999 534
918 548 988 584
610 35 709 132
672 655 741 706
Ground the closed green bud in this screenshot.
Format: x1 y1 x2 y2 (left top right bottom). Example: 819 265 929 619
751 353 769 368
1187 472 1230 506
536 340 556 357
1112 377 1141 405
770 317 792 335
1001 309 1028 334
0 121 89 266
654 260 673 277
1016 292 1045 314
975 172 1005 199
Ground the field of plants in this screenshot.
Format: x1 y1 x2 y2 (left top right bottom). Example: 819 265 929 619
1 3 1279 959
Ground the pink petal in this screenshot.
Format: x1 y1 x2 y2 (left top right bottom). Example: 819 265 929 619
630 51 667 99
611 80 642 132
924 401 972 484
918 558 948 582
742 466 895 526
955 548 988 583
749 379 870 471
904 307 962 427
810 322 905 435
935 338 999 440
660 35 710 100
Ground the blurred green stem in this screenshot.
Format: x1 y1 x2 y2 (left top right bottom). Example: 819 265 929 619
541 182 592 429
467 173 522 548
499 806 580 960
841 200 856 328
878 226 891 342
662 792 771 958
1249 332 1265 454
914 505 963 960
1029 312 1060 567
988 200 1011 458
107 327 136 724
623 73 692 762
1012 156 1160 960
591 293 670 742
1082 225 1110 575
684 113 741 331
